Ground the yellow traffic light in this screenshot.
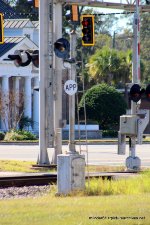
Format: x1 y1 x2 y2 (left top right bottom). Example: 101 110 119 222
0 13 4 44
81 15 95 46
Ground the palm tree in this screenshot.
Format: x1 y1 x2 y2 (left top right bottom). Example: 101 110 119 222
87 46 132 86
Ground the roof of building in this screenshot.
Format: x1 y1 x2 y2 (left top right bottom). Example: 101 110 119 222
0 0 19 19
0 36 25 57
32 21 39 29
4 19 35 28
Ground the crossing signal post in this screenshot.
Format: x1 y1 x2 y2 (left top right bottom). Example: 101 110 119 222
81 15 95 46
0 13 4 44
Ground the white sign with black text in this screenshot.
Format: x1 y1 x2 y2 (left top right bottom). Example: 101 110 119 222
64 80 78 95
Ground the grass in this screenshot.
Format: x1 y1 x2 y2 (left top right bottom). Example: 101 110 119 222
0 187 150 225
84 173 150 196
0 160 126 173
0 161 150 224
0 160 54 173
86 165 125 172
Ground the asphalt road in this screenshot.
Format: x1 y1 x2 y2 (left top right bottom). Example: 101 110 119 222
0 143 150 167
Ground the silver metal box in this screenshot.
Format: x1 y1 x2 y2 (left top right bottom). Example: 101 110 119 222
120 115 138 135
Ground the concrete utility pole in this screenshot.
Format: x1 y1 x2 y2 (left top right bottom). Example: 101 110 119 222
38 0 53 165
51 1 63 164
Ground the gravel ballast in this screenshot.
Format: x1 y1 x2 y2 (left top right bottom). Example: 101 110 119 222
0 185 51 199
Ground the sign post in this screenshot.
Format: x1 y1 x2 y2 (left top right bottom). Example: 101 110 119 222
57 30 85 195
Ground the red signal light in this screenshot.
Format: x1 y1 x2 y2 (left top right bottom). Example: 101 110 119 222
82 20 89 26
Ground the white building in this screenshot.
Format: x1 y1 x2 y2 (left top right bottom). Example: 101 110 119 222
0 19 39 132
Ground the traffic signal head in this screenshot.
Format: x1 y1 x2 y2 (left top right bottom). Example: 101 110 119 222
130 84 145 103
54 38 70 59
65 5 79 23
81 15 95 46
8 49 39 67
0 13 4 44
27 0 39 8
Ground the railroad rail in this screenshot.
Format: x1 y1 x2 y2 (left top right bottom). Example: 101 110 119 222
0 172 138 188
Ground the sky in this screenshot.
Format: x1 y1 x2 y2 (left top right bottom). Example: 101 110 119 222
86 0 134 34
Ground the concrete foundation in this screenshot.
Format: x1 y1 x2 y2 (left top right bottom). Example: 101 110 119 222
126 156 141 171
57 153 85 194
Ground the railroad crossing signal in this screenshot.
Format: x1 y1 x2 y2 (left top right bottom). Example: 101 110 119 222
129 84 150 102
81 15 95 46
8 50 39 67
145 84 150 100
54 38 70 59
130 84 144 103
0 13 4 44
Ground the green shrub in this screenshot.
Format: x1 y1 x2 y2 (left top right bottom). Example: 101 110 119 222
4 130 37 141
0 132 5 140
79 83 127 130
102 130 118 138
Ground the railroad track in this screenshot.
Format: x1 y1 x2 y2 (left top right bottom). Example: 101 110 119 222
0 174 57 188
0 171 138 188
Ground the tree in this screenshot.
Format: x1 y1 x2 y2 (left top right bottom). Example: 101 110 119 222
0 90 24 130
5 0 17 5
121 11 150 84
140 13 150 84
79 83 127 129
8 0 38 20
87 46 132 86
